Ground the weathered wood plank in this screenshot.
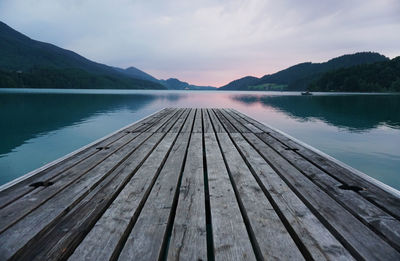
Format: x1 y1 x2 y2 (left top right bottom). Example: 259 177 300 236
130 108 176 133
64 133 179 261
0 131 125 209
209 108 353 259
192 109 203 133
157 108 186 132
180 109 196 133
226 109 275 133
16 110 189 260
269 131 400 220
202 108 213 133
117 132 191 261
68 112 191 261
0 132 153 260
229 108 400 220
229 133 354 261
221 109 262 133
207 109 226 133
0 108 180 235
226 108 400 251
0 132 142 233
213 109 237 133
167 133 207 260
0 110 184 260
256 132 400 252
169 108 191 133
218 109 255 133
204 132 256 261
216 132 304 260
0 108 173 209
243 132 400 260
14 132 170 260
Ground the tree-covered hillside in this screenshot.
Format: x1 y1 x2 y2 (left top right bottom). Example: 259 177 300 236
160 78 217 90
309 57 400 92
0 67 164 89
113 66 160 83
219 52 390 91
0 21 165 89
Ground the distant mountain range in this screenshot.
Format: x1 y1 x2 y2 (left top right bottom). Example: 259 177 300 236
115 67 216 90
219 52 393 91
0 21 213 90
1 21 398 92
159 78 216 90
113 66 159 83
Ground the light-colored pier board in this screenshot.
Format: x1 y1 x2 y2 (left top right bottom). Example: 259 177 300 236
0 108 400 261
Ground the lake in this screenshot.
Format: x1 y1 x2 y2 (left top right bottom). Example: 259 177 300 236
0 89 399 191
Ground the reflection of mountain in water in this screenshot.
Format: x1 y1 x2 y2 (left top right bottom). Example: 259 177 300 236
232 94 400 131
0 93 161 156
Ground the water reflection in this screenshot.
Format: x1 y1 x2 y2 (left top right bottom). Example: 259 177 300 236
231 94 400 131
0 90 399 190
0 93 154 155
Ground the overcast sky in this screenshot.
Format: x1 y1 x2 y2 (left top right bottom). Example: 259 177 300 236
1 0 399 86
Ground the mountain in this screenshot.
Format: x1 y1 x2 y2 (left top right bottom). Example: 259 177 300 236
219 52 389 91
217 76 259 91
0 21 165 89
115 68 218 90
160 78 217 90
309 56 400 92
113 66 159 83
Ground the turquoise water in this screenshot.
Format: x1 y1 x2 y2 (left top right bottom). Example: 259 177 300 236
0 89 399 190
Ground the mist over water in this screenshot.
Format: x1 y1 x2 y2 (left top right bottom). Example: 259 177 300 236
0 89 399 190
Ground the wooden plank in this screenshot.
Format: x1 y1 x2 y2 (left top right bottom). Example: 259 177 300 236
207 109 225 133
217 109 252 133
0 110 185 259
14 132 170 260
242 132 400 260
0 108 173 209
192 109 203 133
229 108 400 220
204 132 256 260
157 108 185 133
229 132 354 260
212 109 237 133
68 111 191 261
269 131 400 220
167 133 207 260
0 132 154 260
117 132 191 261
202 108 213 133
180 109 196 133
226 108 400 251
256 132 400 251
168 108 190 133
221 109 262 133
0 131 126 209
13 109 190 260
129 108 176 133
226 109 272 133
68 133 178 261
0 109 179 234
0 132 142 233
216 132 304 260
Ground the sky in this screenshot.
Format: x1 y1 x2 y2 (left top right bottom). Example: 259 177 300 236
1 0 400 86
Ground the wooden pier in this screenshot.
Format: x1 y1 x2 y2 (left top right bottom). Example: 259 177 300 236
0 108 399 260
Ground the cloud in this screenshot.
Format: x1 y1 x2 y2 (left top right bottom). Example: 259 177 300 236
1 0 399 86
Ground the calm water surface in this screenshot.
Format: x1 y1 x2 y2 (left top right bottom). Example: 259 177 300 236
0 89 399 190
